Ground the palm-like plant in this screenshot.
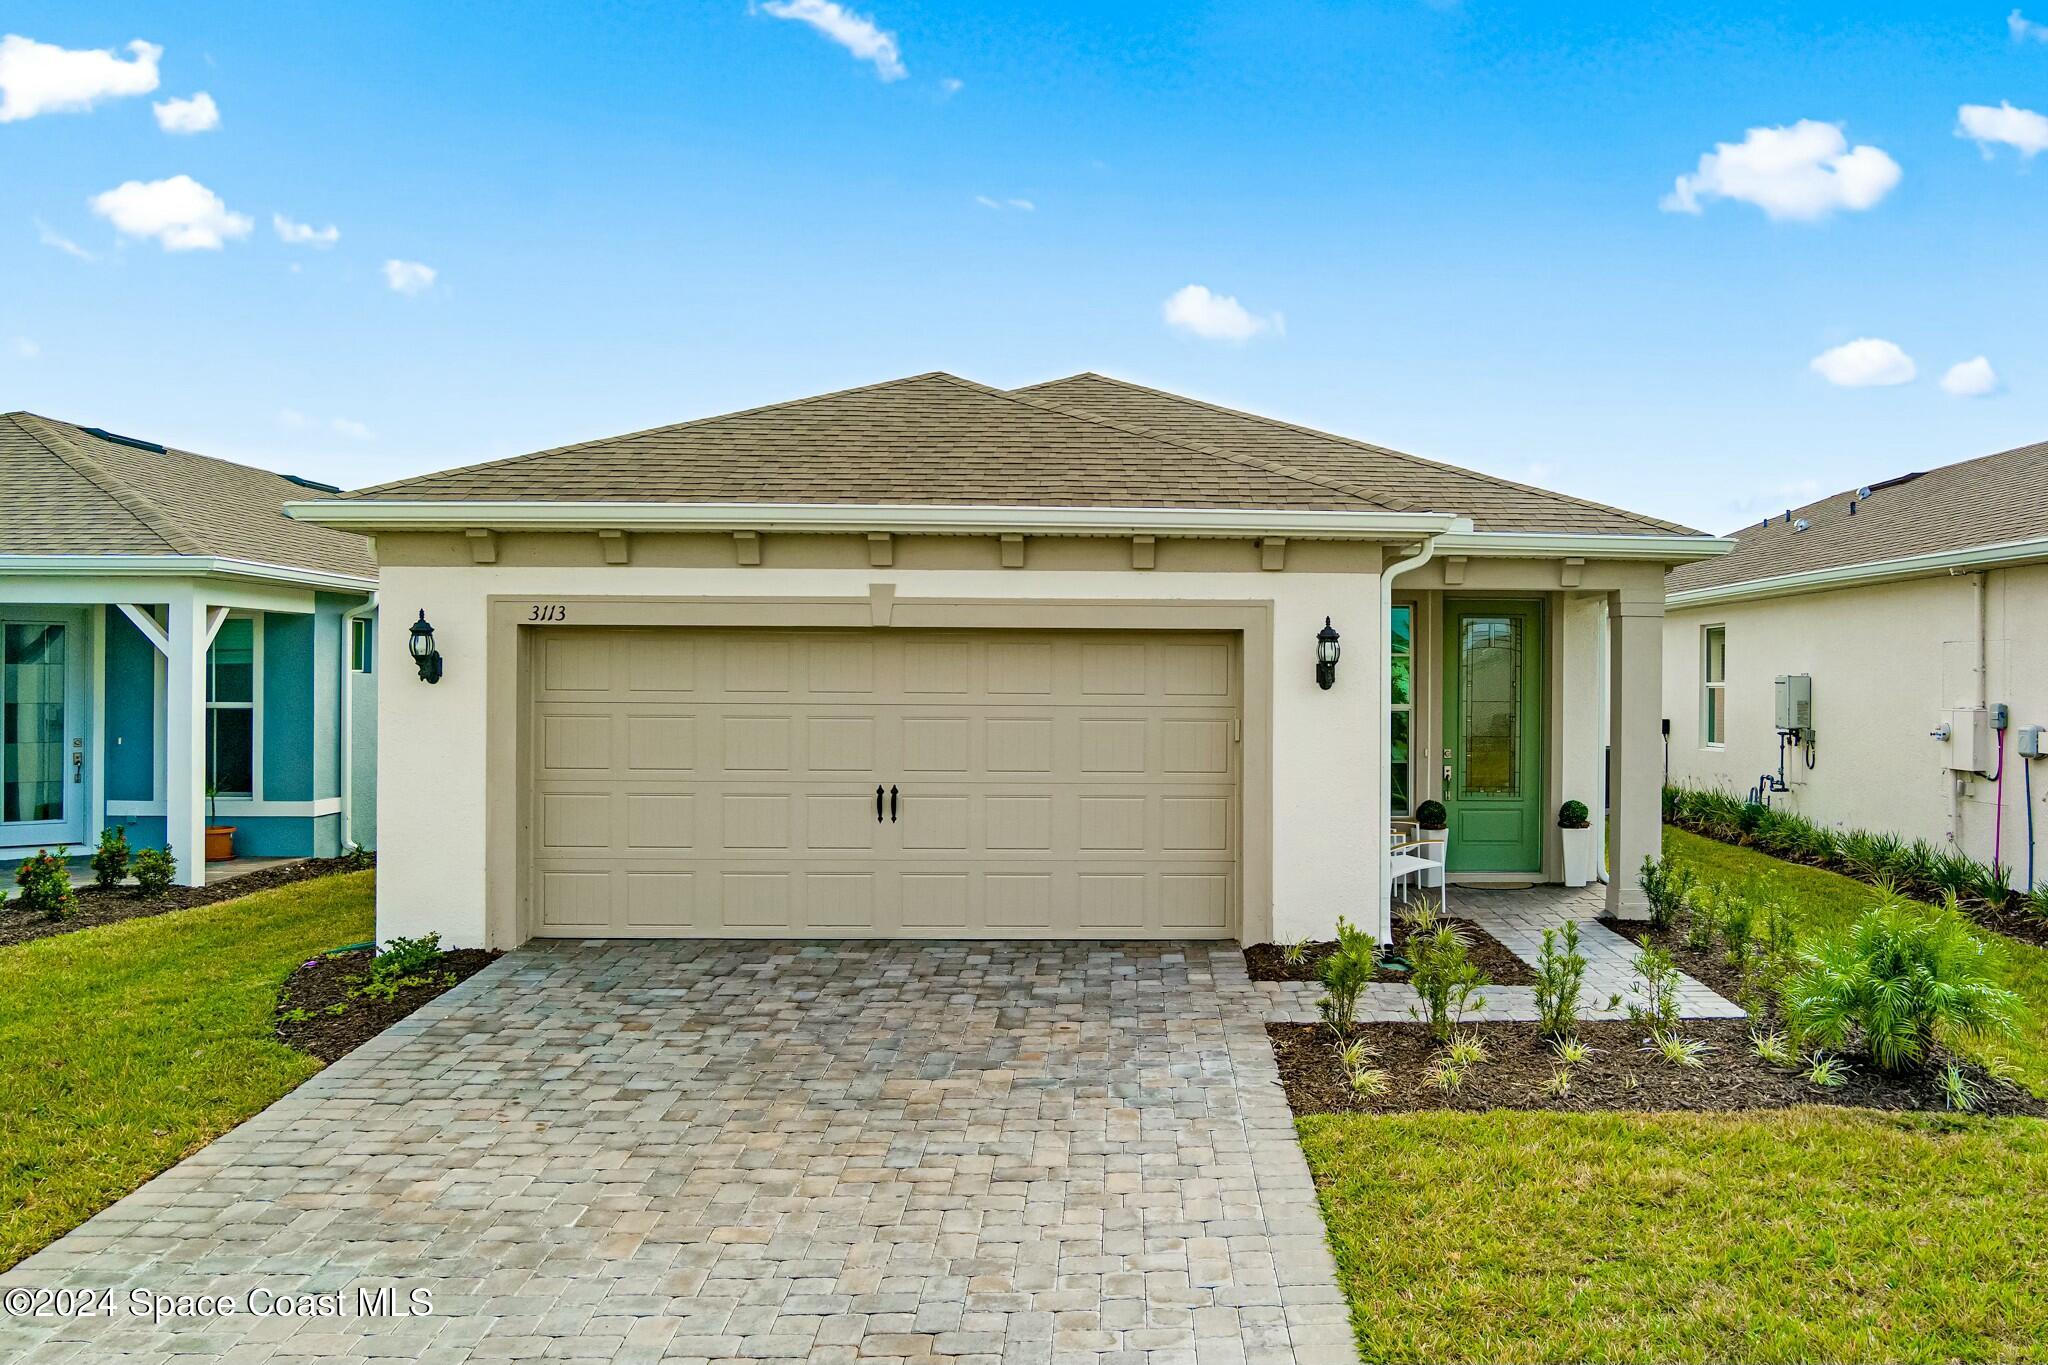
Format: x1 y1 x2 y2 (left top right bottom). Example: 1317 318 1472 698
1783 896 2023 1071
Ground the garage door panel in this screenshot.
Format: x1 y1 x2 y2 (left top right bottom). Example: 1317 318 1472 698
529 628 1239 938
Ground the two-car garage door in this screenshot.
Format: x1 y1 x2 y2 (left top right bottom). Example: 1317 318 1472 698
527 628 1241 938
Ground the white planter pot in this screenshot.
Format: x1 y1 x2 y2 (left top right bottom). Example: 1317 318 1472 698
1418 828 1448 887
1561 824 1598 887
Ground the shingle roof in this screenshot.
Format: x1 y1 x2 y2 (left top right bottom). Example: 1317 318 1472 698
0 412 377 580
339 371 1701 537
1666 438 2048 594
1018 373 1698 536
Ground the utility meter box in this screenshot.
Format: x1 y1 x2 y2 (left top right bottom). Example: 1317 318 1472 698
1949 707 1994 773
1774 674 1814 733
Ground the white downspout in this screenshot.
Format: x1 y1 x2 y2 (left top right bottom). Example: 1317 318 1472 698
340 594 377 851
1380 534 1442 942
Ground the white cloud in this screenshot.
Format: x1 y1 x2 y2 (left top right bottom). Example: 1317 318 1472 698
152 90 217 134
1162 284 1283 343
1957 101 2048 157
273 213 339 247
34 218 94 260
1661 120 1901 222
330 417 374 440
759 0 906 81
1810 337 1916 388
2011 9 2048 42
9 337 39 360
89 175 252 251
383 259 436 294
939 76 963 96
0 34 159 122
974 195 1034 211
1940 356 2000 397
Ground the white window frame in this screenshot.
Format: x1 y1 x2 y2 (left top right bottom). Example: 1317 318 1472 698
1701 624 1726 749
1390 601 1415 816
206 613 263 799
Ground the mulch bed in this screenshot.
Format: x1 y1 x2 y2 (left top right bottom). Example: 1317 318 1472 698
0 855 373 948
274 946 501 1063
1670 816 2048 951
1269 1018 2045 1117
1244 916 1536 986
1598 913 1747 1000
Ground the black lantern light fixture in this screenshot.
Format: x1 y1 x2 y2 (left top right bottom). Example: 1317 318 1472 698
408 610 444 684
1315 616 1341 690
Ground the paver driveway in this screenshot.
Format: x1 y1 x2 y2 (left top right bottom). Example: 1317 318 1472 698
1 942 1358 1365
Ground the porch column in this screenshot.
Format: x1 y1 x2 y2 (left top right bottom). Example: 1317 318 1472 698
165 591 208 886
1605 585 1664 918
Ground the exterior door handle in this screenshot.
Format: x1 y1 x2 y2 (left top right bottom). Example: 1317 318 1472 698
876 785 885 823
889 785 899 822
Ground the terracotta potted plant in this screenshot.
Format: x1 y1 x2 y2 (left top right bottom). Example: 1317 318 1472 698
1414 799 1448 888
1559 799 1596 886
204 783 236 862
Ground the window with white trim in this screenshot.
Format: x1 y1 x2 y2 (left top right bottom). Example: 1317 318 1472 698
207 616 256 796
1390 604 1414 814
350 617 373 673
1702 625 1726 747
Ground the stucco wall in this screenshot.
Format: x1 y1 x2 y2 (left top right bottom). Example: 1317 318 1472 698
1664 564 2048 887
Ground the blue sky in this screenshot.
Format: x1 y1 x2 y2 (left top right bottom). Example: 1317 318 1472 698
1 1 2044 532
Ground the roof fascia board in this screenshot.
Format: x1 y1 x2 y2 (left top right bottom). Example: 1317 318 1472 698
0 554 376 593
1668 535 2048 608
286 500 1472 539
1434 530 1733 563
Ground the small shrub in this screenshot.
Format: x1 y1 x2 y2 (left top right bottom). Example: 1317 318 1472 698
1783 896 2023 1071
1750 1028 1796 1066
1644 1032 1710 1069
1939 1063 1982 1113
1315 917 1380 1036
1414 799 1448 830
12 849 74 919
1337 1038 1378 1074
1349 1067 1390 1098
1425 1057 1467 1093
1624 938 1682 1034
1684 889 1723 952
1533 921 1586 1040
1446 1033 1489 1067
1718 893 1757 966
2028 885 2048 922
1968 861 2012 908
1551 1036 1591 1066
354 932 449 1002
91 826 132 889
1281 936 1314 967
131 846 177 897
1638 855 1696 931
1557 799 1590 829
1543 1068 1572 1098
1409 918 1489 1042
1804 1053 1850 1088
337 842 375 871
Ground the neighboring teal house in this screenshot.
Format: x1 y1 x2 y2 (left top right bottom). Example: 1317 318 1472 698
0 413 377 884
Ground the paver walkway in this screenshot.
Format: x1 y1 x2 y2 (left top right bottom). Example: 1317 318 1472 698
0 942 1357 1365
1255 885 1745 1024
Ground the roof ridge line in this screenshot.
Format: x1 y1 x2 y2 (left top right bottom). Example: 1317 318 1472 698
927 373 1416 515
15 415 205 556
343 372 963 499
1023 372 1690 535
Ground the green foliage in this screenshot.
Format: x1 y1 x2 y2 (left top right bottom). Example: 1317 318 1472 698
1532 921 1585 1040
1624 938 1682 1033
131 846 177 898
1281 935 1314 967
1784 895 2024 1072
1644 1032 1710 1068
337 842 375 872
1750 1029 1796 1066
352 933 450 1003
11 849 74 919
1414 799 1447 830
1408 916 1489 1043
1803 1053 1850 1088
1315 917 1380 1036
90 826 131 890
1638 854 1696 930
2028 885 2048 922
1939 1062 1982 1114
1551 1036 1591 1066
1446 1033 1489 1066
1557 799 1590 830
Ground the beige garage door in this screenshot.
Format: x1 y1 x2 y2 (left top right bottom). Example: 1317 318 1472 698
526 627 1240 938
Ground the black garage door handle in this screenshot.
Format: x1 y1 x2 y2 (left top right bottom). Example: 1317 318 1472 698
876 784 885 823
890 785 899 822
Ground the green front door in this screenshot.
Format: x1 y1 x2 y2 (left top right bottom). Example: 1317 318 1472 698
1443 599 1544 873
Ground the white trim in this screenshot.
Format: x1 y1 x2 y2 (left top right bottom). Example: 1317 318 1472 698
202 605 230 649
340 595 377 851
1379 534 1442 942
107 796 342 819
1669 534 2048 607
1433 530 1733 563
90 606 106 849
287 499 1471 540
0 554 375 593
116 602 171 656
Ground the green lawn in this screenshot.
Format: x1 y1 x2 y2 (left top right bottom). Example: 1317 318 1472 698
1664 826 2048 1092
1299 830 2048 1364
0 872 373 1270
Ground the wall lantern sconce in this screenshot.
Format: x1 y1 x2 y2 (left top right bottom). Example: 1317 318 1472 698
408 610 444 684
1315 616 1341 690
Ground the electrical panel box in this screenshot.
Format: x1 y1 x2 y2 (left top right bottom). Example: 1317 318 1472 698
1774 674 1814 733
2019 725 2046 759
1948 707 1994 772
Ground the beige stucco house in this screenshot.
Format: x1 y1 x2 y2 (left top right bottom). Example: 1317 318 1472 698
291 373 1725 949
1664 437 2048 889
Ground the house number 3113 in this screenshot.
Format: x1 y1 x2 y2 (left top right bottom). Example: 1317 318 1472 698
528 604 568 622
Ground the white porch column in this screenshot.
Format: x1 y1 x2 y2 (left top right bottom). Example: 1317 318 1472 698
165 590 208 886
1606 585 1664 918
